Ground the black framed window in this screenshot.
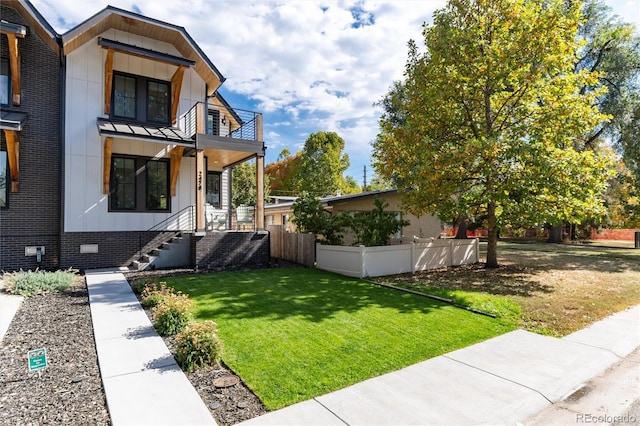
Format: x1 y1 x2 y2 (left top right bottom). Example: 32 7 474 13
206 171 221 208
113 74 136 119
207 110 220 135
111 72 170 124
146 160 169 210
110 157 136 210
110 156 170 212
147 80 169 123
1 58 10 106
0 151 7 208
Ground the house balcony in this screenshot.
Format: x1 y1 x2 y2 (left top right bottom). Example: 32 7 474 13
97 100 266 232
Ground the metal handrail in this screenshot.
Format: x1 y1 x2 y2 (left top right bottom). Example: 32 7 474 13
148 205 195 232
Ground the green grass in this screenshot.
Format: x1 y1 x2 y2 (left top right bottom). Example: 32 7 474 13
164 268 516 410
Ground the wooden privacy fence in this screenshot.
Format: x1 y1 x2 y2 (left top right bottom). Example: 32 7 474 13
267 225 316 267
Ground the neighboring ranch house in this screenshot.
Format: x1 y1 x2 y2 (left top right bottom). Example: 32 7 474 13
0 1 268 271
265 189 442 244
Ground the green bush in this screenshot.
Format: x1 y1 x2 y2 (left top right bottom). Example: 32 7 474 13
140 282 174 309
345 198 410 246
152 292 194 336
130 278 155 295
3 269 78 297
176 320 222 372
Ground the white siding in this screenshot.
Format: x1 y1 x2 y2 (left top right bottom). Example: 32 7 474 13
64 30 207 232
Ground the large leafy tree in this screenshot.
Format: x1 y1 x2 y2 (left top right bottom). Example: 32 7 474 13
576 0 640 171
373 0 612 268
265 149 302 196
545 0 640 241
298 131 352 197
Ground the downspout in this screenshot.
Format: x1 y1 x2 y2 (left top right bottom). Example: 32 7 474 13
57 34 65 269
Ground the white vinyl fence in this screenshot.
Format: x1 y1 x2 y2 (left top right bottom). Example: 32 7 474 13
316 238 479 278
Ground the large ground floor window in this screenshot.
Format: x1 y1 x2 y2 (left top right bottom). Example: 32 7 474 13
110 155 169 212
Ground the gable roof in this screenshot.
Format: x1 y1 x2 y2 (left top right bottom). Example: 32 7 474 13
60 5 225 96
1 0 60 53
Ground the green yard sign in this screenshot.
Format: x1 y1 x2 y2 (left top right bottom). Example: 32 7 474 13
27 348 47 372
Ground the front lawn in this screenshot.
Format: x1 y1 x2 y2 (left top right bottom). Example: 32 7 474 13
164 268 515 410
382 240 640 336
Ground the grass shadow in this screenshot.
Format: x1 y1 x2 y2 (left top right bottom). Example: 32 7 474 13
166 268 449 323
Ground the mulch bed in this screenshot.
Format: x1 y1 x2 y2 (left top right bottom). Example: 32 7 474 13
0 265 287 426
0 281 110 425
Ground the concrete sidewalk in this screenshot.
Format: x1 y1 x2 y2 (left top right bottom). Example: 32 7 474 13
0 279 23 343
240 305 640 425
85 269 216 426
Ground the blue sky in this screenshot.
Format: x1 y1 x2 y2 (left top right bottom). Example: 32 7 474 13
31 0 640 186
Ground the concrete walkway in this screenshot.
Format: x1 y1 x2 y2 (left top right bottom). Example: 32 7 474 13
0 279 23 343
85 269 216 426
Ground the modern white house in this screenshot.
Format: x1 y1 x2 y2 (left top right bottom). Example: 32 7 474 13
1 1 269 271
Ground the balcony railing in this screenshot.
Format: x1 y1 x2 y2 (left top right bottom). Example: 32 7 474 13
178 102 261 142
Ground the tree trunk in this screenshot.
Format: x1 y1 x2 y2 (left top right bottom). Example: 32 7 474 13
548 224 563 243
486 199 499 268
454 216 468 239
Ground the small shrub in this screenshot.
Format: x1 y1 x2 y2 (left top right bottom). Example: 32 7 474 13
130 278 155 295
140 282 174 309
3 269 78 297
152 292 194 336
176 320 222 372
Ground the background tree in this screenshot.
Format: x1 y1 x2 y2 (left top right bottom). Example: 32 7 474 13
297 131 352 197
231 160 270 207
548 0 640 241
265 150 302 196
373 0 612 268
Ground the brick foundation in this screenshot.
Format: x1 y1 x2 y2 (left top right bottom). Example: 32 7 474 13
192 231 270 269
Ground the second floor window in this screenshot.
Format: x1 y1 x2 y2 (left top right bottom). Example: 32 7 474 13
111 72 170 124
1 58 10 106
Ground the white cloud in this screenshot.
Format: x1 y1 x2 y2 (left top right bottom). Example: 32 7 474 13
30 0 639 184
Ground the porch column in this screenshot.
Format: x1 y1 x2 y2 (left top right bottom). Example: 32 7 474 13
255 114 265 229
195 149 206 232
195 103 206 232
256 155 264 230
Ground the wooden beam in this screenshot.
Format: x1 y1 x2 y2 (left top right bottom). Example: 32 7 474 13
103 137 112 194
3 130 19 192
169 146 184 197
170 66 186 125
104 48 114 115
7 34 21 106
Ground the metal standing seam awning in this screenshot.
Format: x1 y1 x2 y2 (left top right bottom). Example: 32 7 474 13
0 110 28 192
97 117 195 195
